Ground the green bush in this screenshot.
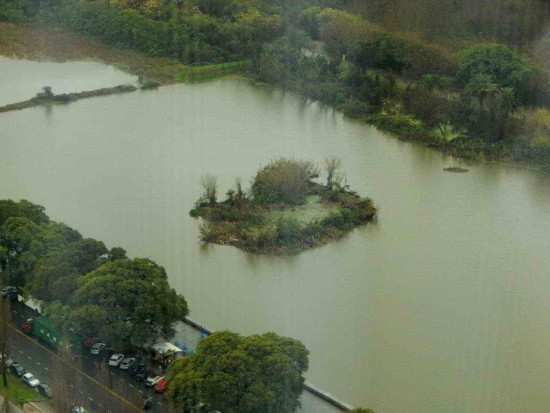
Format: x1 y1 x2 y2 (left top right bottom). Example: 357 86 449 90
251 158 317 205
277 218 303 246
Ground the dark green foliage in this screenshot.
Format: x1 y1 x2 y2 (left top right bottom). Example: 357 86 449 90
192 162 376 254
0 200 49 227
167 331 309 413
70 258 188 348
459 44 527 90
276 218 302 246
27 238 108 302
0 199 189 351
251 158 317 205
0 216 82 285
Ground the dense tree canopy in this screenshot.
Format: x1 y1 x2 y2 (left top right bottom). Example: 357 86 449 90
69 258 188 348
167 330 309 413
459 44 527 90
0 216 81 285
27 238 108 302
251 158 318 204
0 200 188 351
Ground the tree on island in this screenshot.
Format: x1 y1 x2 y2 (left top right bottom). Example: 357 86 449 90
251 158 319 204
167 330 309 413
191 158 376 254
200 174 218 205
324 155 342 190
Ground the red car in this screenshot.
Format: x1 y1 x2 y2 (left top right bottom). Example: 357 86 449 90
153 380 168 393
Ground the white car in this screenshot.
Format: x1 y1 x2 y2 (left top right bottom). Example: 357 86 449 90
0 354 13 367
119 357 135 370
145 375 164 387
90 343 106 355
108 353 124 367
71 406 87 413
22 372 40 387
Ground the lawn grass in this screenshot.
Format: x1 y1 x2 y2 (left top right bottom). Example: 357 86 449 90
177 60 250 82
0 374 42 404
262 195 339 224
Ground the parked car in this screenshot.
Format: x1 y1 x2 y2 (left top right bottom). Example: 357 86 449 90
1 354 14 367
136 369 154 382
1 286 18 299
119 357 136 370
71 406 87 413
145 375 164 387
90 343 106 355
22 372 40 387
153 380 168 393
129 362 145 376
108 353 124 367
37 383 53 399
10 362 25 377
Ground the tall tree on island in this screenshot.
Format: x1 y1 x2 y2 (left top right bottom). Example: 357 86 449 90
167 330 309 413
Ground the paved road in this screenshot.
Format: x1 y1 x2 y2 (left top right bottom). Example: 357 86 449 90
9 299 172 413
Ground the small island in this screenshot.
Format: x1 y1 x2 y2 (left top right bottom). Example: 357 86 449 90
190 158 377 255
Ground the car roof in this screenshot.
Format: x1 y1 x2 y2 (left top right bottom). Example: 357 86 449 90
23 373 33 378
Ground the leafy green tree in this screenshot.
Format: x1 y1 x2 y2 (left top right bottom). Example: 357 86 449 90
0 217 77 285
459 44 527 90
251 158 318 204
349 408 376 413
28 238 107 303
70 258 188 349
107 247 127 262
0 200 49 227
167 331 309 413
67 305 108 339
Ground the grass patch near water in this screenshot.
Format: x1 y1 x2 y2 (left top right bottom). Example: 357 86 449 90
177 61 250 82
262 195 339 224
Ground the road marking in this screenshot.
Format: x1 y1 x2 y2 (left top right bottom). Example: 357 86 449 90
88 397 94 401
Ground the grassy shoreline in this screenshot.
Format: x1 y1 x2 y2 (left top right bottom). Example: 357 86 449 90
1 23 547 174
0 22 186 82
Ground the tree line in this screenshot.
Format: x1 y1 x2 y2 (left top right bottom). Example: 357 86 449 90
2 0 549 166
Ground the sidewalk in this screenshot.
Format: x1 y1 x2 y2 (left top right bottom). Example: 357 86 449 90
24 401 55 413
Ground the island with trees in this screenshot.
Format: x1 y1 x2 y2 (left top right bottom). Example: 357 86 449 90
190 158 377 255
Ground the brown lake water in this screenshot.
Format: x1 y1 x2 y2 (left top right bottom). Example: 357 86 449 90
2 59 550 412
